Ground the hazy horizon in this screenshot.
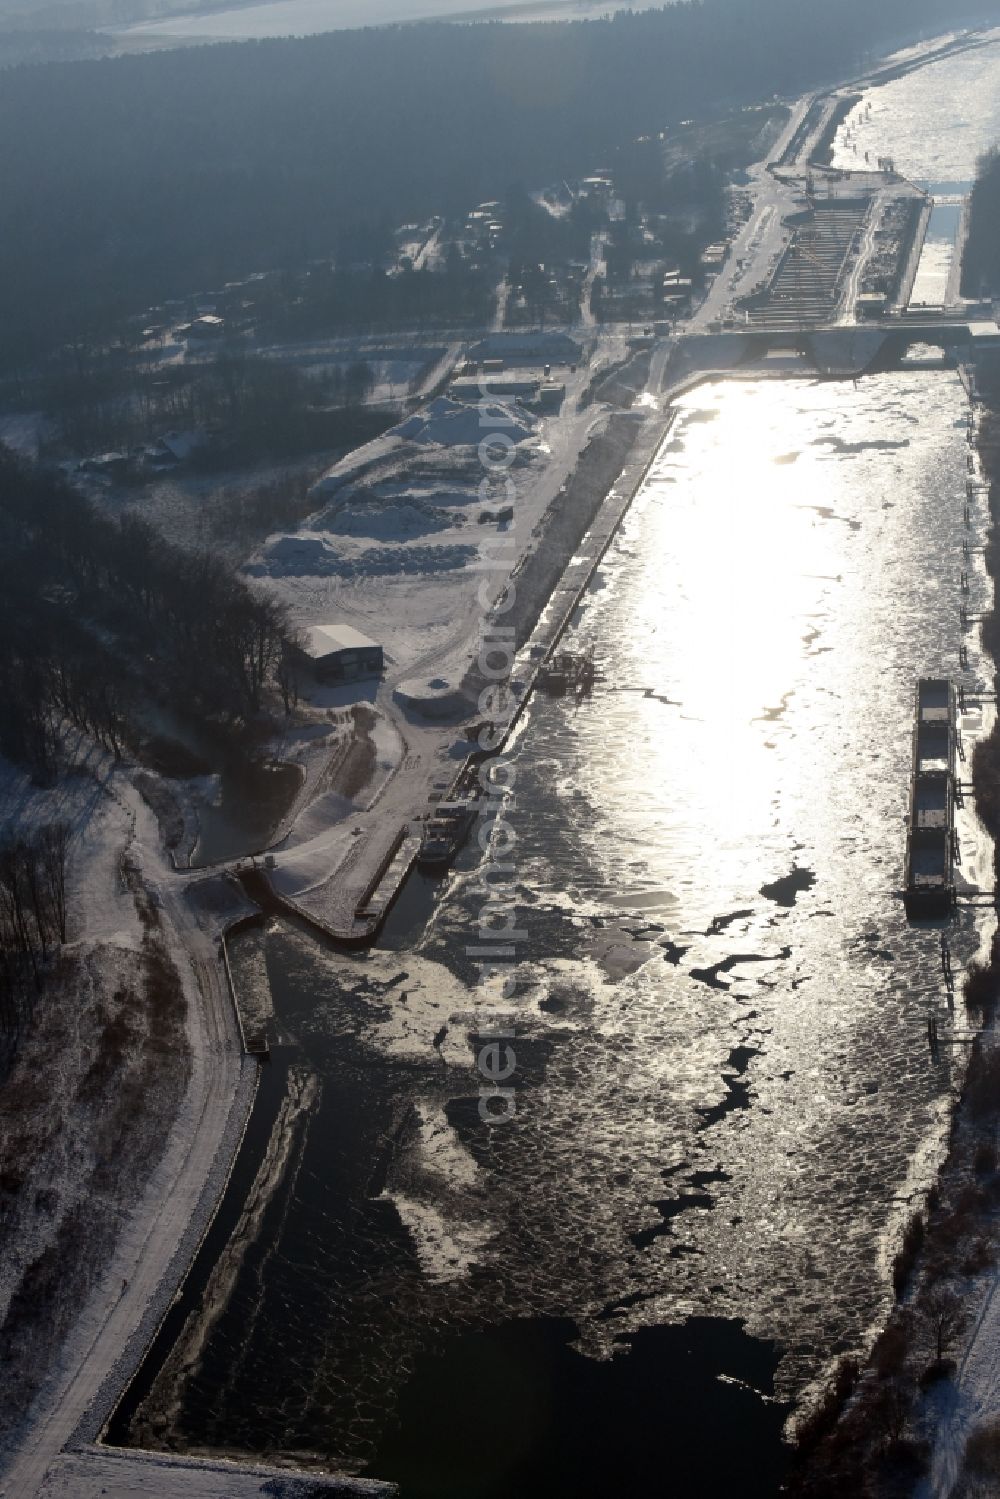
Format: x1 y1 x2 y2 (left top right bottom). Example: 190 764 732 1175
114 0 677 45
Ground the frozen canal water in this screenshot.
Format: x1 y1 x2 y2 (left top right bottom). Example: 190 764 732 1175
118 372 994 1496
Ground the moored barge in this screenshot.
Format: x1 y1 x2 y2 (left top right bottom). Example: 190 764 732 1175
417 797 477 872
904 678 956 918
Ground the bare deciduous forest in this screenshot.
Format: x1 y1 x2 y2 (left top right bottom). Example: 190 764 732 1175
0 448 295 783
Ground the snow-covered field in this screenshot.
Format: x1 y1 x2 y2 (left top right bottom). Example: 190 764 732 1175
251 367 610 695
112 0 676 46
236 342 646 927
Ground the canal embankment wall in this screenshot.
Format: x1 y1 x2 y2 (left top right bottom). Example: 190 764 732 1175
67 1062 260 1454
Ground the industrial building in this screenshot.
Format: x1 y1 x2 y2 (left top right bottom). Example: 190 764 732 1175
449 373 566 412
299 624 384 684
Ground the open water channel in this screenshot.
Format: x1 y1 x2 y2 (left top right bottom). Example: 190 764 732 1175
114 42 1000 1499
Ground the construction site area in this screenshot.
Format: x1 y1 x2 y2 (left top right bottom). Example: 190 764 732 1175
738 198 870 328
733 184 926 330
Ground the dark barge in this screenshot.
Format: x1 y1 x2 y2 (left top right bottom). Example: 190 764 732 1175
416 796 477 872
904 678 956 918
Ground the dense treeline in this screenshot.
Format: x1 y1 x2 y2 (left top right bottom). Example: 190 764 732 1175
0 824 69 1056
0 0 994 368
46 347 381 457
963 147 1000 298
254 262 496 344
0 447 293 781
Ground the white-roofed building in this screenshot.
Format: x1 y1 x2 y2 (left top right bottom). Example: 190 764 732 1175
298 623 384 684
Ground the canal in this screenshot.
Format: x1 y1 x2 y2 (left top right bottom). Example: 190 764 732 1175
115 41 1000 1499
113 371 994 1496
